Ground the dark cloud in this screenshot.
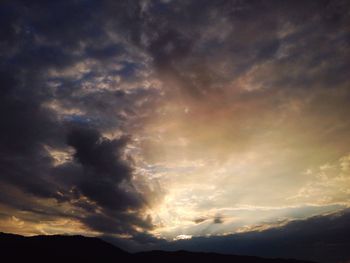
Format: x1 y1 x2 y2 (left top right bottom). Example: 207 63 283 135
65 126 147 233
137 0 350 99
213 216 224 224
154 209 350 263
194 218 207 224
0 67 64 201
0 0 154 237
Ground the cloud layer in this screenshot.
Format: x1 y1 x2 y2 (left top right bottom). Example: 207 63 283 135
153 209 350 263
0 1 350 260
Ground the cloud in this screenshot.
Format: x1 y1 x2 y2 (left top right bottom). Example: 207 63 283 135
155 209 350 263
137 0 350 240
213 216 224 224
1 1 350 259
0 0 157 237
290 154 350 205
65 126 151 234
194 218 206 224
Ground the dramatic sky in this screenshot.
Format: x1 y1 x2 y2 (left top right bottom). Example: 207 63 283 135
1 0 350 262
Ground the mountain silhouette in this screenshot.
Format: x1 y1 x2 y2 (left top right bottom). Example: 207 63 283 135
0 232 316 263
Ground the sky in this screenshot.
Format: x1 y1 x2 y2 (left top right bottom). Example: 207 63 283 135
0 0 350 262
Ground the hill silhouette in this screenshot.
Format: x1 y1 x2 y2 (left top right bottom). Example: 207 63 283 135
0 232 316 263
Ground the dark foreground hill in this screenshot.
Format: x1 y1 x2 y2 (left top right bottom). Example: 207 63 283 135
0 232 316 263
